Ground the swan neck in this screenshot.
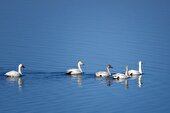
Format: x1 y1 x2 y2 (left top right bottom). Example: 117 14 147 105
125 68 128 77
18 66 22 75
107 67 111 76
78 64 82 72
139 63 142 74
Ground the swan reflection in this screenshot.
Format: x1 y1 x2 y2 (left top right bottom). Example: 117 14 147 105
112 74 143 88
138 75 142 88
129 74 143 88
69 74 83 87
18 77 23 88
6 77 23 88
96 76 112 86
113 79 129 89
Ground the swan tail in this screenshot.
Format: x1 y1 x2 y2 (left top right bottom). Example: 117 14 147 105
66 71 72 75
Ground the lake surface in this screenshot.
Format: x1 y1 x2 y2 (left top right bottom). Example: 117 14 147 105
0 0 170 113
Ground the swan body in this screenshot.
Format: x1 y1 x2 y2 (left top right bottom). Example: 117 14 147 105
96 65 113 77
5 64 25 77
113 73 128 79
113 65 129 79
128 70 140 75
66 61 84 75
128 61 143 76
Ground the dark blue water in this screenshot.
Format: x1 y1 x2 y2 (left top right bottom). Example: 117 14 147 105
0 0 170 113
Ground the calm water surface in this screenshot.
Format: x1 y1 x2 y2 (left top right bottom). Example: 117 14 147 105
0 1 170 113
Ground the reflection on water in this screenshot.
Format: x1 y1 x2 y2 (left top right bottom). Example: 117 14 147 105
129 74 143 88
6 77 23 89
113 78 129 89
96 76 113 86
0 0 170 112
4 73 142 90
125 79 128 89
138 75 142 88
95 74 143 88
18 77 23 88
68 74 83 87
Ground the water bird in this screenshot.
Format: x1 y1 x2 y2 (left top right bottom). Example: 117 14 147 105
113 65 130 79
5 64 25 77
66 61 84 75
128 61 143 76
95 64 113 77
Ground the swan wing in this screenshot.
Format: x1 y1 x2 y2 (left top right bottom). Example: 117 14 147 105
113 73 128 79
128 70 140 75
5 71 21 77
66 69 81 75
112 73 119 79
113 73 123 79
96 71 108 77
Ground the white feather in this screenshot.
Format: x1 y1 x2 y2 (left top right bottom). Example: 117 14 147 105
128 61 143 76
66 61 84 75
113 65 129 79
5 64 25 77
95 65 113 77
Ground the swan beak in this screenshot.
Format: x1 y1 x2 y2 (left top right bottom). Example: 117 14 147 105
22 65 25 68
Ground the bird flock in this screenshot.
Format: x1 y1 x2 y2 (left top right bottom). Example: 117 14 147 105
5 61 143 81
66 60 143 80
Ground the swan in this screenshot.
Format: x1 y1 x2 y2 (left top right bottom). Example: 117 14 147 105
66 61 84 75
128 61 143 76
96 64 113 77
5 64 25 77
113 65 130 79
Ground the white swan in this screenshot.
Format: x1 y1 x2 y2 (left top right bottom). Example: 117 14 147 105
128 61 143 76
113 65 130 79
5 64 25 77
96 64 113 77
66 61 84 75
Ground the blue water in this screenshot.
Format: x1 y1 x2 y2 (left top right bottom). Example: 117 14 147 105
0 0 170 113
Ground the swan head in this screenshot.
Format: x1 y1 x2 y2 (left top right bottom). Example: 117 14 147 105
107 64 113 69
78 61 84 65
19 64 25 68
139 61 143 65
